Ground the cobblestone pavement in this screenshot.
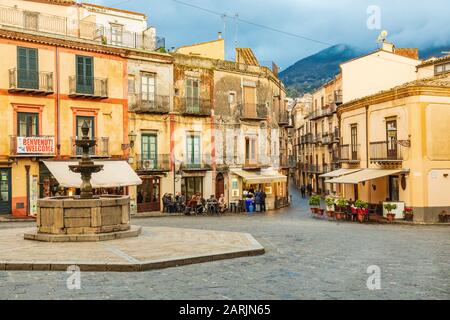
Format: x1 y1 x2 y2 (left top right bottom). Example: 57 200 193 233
0 186 449 300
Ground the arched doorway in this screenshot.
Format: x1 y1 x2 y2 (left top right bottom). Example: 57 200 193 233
215 173 224 199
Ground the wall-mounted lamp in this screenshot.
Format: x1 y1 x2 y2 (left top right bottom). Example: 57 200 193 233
122 130 137 150
372 184 376 191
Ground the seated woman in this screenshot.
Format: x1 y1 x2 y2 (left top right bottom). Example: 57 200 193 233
218 194 226 213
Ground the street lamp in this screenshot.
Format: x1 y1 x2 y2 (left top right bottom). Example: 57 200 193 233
128 130 137 149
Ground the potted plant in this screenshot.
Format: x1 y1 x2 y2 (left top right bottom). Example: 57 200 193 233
438 210 448 223
325 197 335 218
403 207 414 221
335 198 348 221
309 195 321 215
355 199 369 223
384 203 397 222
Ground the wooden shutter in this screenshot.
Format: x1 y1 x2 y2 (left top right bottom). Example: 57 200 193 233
17 47 38 89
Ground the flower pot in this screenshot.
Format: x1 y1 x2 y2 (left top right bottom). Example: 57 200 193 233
326 210 335 218
317 209 324 216
335 211 345 221
310 207 318 214
386 213 396 222
357 213 365 223
404 213 413 221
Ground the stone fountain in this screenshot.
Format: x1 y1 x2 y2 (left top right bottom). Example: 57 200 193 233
24 121 141 242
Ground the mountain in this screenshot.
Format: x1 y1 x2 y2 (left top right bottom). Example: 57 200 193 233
280 44 450 97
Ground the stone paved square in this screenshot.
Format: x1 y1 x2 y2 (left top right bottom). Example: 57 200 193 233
0 188 449 300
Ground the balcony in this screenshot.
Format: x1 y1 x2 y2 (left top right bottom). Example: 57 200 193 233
69 76 108 98
180 98 211 116
278 111 289 126
242 154 275 169
181 153 213 171
9 69 53 94
71 137 109 158
280 155 296 168
339 144 360 163
0 5 164 52
9 135 55 157
239 103 267 120
370 141 404 164
129 94 170 114
313 134 322 144
135 154 170 172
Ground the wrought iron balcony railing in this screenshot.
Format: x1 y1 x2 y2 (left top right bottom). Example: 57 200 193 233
135 154 170 171
71 137 109 158
180 98 211 116
69 76 108 98
334 90 343 105
370 141 404 162
278 111 289 125
10 135 55 157
9 69 53 94
129 94 170 113
339 144 361 162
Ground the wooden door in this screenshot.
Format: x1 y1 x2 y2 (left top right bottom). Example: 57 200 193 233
137 177 160 212
0 168 11 214
215 173 224 199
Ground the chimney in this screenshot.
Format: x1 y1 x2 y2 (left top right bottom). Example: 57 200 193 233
218 32 222 39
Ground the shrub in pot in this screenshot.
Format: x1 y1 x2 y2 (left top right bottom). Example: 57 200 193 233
403 207 414 221
384 203 397 222
325 197 336 218
309 195 321 214
355 199 369 223
335 198 348 221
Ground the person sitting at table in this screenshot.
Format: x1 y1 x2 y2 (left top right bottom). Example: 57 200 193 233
206 195 219 214
185 195 198 215
218 194 226 213
162 193 175 213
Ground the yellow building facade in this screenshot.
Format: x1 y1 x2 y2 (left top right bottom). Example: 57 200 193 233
330 73 450 222
0 28 128 217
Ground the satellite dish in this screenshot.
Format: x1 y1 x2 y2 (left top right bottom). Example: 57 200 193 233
377 30 389 43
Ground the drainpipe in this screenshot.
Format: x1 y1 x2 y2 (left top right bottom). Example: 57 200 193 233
25 165 30 216
365 105 371 204
56 46 61 157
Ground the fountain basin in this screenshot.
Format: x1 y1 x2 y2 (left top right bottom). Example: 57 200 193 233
24 195 141 242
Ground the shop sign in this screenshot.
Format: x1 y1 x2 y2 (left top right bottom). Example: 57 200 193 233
17 136 55 154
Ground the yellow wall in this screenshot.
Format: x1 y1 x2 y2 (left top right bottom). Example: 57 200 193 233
176 39 225 60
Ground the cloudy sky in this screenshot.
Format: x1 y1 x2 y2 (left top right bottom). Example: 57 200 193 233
92 0 450 69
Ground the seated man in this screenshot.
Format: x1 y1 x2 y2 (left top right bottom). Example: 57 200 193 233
218 194 226 213
162 193 175 213
206 195 219 214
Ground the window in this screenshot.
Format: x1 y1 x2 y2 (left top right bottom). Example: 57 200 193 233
17 47 38 89
243 86 256 117
17 112 38 137
321 96 324 108
141 134 157 168
141 73 155 103
186 78 200 112
228 92 236 104
128 75 135 94
186 134 201 167
245 137 257 164
181 177 203 201
24 11 38 31
110 24 123 45
350 125 358 160
76 55 93 94
435 62 450 75
76 116 94 155
386 119 398 159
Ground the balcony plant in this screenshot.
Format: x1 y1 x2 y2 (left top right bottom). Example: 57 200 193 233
355 199 369 223
438 210 448 223
325 197 336 218
384 203 397 222
403 207 414 221
334 198 348 221
309 195 321 215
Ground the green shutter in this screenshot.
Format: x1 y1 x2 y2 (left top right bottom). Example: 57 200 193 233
17 47 38 89
76 56 93 94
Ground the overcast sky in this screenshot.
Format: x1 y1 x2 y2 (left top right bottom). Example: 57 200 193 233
92 0 450 69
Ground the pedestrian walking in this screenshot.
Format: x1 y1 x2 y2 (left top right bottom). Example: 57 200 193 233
300 185 306 198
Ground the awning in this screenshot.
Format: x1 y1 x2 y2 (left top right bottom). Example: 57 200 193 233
319 168 363 178
231 168 287 184
325 169 405 184
42 160 142 188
